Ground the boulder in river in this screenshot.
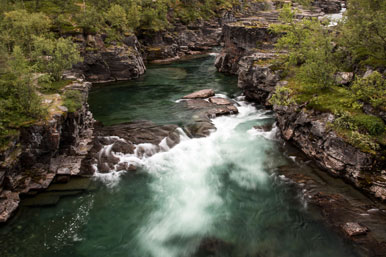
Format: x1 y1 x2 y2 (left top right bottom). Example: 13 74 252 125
208 97 235 105
182 89 215 99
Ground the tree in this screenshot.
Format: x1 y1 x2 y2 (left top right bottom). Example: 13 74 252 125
0 46 44 122
32 36 82 81
105 4 128 32
270 4 338 88
0 9 51 53
74 6 104 34
340 0 386 67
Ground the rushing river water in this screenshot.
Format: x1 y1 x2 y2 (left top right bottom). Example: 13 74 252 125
0 56 360 257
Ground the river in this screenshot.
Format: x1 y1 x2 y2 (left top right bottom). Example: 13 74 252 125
0 55 360 257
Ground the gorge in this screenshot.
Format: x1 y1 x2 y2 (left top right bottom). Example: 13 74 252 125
0 0 386 257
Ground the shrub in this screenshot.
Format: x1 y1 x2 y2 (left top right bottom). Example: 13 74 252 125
351 71 386 109
63 90 83 113
269 86 294 106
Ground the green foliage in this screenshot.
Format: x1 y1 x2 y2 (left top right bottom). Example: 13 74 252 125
63 90 83 113
38 78 72 94
105 4 128 32
0 9 51 53
269 86 294 106
351 71 386 109
32 36 82 81
74 6 104 34
0 46 45 132
334 111 385 136
333 110 385 153
270 4 338 88
340 0 386 67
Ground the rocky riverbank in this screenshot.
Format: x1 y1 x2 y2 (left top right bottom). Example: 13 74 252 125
214 1 386 255
0 77 94 223
215 1 386 202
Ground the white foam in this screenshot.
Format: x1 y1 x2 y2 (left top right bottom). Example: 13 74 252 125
135 99 276 256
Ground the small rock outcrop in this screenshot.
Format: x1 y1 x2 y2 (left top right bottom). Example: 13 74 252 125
74 35 146 83
238 53 280 104
215 17 278 75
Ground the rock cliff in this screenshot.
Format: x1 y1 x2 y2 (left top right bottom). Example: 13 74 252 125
0 78 94 222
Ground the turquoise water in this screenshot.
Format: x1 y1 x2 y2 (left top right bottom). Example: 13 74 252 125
0 56 359 257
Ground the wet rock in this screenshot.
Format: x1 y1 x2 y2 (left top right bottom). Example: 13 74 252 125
184 120 216 138
111 140 135 155
116 163 137 172
208 97 234 105
254 123 273 132
274 104 386 201
184 100 238 118
0 191 20 223
183 89 215 99
342 222 369 237
278 165 386 257
313 0 343 14
95 121 179 146
83 121 181 173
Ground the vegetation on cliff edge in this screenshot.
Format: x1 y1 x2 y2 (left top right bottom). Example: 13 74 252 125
270 0 386 154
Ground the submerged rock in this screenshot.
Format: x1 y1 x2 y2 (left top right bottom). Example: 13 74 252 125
194 237 234 256
342 222 369 237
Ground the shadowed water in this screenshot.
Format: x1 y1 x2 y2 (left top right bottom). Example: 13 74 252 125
0 56 359 257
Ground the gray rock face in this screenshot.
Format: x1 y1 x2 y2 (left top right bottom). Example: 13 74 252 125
238 53 280 104
274 104 386 201
75 35 146 83
0 81 95 223
215 20 277 75
140 20 222 63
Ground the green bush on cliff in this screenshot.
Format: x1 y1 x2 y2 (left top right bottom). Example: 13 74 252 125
32 36 82 81
0 46 45 132
351 71 386 109
340 0 386 67
270 4 338 88
63 90 83 113
269 86 294 106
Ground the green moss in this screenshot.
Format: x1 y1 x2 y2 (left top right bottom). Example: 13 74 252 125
39 79 72 94
63 90 83 113
350 114 385 136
